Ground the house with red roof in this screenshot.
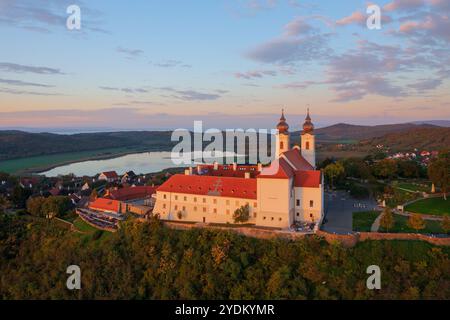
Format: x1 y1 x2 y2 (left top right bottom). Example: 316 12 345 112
153 111 324 229
98 171 119 183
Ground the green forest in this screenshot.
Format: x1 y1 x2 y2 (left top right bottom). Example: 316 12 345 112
0 214 448 300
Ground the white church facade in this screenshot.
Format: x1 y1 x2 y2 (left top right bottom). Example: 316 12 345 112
153 111 324 229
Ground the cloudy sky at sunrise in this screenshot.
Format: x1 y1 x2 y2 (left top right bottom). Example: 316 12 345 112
0 0 449 131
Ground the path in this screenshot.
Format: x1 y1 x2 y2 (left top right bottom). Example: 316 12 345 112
371 212 383 232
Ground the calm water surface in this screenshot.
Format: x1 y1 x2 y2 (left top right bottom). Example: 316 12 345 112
40 151 257 177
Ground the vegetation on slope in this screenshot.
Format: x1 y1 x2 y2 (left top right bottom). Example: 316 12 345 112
0 214 448 300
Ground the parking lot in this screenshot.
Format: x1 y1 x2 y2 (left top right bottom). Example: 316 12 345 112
322 190 378 234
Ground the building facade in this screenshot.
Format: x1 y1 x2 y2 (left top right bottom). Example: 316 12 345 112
153 111 324 229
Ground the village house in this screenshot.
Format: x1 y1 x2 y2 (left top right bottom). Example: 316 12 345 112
98 171 119 183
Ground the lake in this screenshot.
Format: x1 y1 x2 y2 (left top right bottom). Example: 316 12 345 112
40 151 256 177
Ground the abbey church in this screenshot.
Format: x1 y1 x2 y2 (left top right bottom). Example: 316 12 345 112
154 111 324 229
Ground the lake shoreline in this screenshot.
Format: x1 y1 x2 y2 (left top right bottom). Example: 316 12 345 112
2 147 172 176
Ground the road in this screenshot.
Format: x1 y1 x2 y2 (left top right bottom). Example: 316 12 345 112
322 190 378 234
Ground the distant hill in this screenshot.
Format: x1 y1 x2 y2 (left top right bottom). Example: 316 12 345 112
292 122 437 142
0 131 174 161
412 120 450 127
0 121 447 162
360 127 450 152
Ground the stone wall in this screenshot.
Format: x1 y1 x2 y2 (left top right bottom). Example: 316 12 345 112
163 221 450 247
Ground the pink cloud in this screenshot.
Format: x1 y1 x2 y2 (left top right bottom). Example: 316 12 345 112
336 11 365 26
384 0 425 12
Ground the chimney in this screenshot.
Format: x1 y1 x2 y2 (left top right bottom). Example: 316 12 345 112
233 162 237 171
184 169 191 176
213 161 219 170
257 163 262 172
244 172 251 179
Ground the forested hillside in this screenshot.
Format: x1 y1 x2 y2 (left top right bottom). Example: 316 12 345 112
0 215 448 300
0 131 174 160
360 127 450 152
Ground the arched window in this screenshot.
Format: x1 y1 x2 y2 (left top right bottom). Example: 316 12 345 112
305 141 310 150
280 141 284 149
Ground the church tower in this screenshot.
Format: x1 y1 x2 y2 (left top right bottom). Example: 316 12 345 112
301 109 316 168
275 109 290 158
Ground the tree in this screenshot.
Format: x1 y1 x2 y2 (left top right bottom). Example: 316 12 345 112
11 184 31 208
233 204 250 224
324 162 345 189
380 208 394 232
373 159 398 180
441 216 450 234
26 197 46 217
428 152 450 200
407 214 426 233
397 160 420 178
42 196 72 218
26 196 72 218
0 194 10 214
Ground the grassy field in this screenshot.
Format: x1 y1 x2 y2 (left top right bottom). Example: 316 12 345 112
405 197 450 216
73 217 99 233
0 146 146 174
352 211 380 232
380 214 445 234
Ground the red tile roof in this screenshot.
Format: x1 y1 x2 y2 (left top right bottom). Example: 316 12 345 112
100 171 119 179
106 186 157 201
157 174 257 199
294 170 321 188
257 158 295 179
282 149 314 171
196 164 259 178
89 198 121 212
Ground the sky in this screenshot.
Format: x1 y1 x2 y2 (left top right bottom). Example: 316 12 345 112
0 0 449 131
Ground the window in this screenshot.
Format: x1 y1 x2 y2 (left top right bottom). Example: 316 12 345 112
226 200 230 206
175 195 178 200
271 217 274 221
213 199 217 204
306 141 310 150
263 216 266 220
182 206 186 211
310 213 313 218
254 202 257 208
163 204 166 209
280 141 284 149
213 208 217 214
279 218 282 221
194 197 197 202
296 212 300 217
163 194 167 199
174 205 178 210
253 212 257 218
203 198 206 203
296 199 300 206
226 209 230 215
310 200 314 208
194 206 197 211
203 207 206 213
184 196 187 201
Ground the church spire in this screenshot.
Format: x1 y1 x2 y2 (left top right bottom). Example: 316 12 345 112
302 108 314 134
277 109 289 134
